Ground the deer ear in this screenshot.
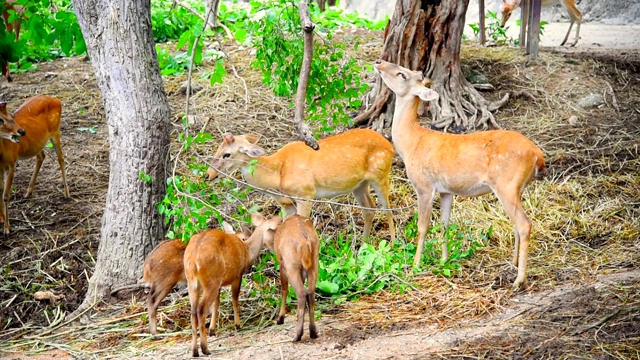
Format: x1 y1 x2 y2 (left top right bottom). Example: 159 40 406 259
0 102 7 115
244 134 260 144
417 88 439 102
222 221 235 234
250 213 265 227
421 78 432 87
242 143 266 158
223 133 234 143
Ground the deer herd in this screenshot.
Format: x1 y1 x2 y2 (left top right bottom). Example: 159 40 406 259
1 1 555 357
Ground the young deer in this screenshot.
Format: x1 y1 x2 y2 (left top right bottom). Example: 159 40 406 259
142 224 249 335
501 0 582 46
374 60 545 290
184 213 281 357
205 129 396 242
0 96 69 234
264 214 319 342
1 0 24 82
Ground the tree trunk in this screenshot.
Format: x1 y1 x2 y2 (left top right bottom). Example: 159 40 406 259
355 0 499 132
71 0 170 315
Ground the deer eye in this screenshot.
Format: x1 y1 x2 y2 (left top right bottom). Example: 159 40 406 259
222 153 231 159
397 72 407 80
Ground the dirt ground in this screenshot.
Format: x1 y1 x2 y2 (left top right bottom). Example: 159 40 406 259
0 22 639 359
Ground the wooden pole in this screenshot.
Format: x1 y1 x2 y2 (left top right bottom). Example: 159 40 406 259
527 0 541 59
479 0 486 46
519 0 529 48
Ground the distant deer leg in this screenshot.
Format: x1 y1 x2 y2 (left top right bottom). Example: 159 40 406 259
353 182 374 240
148 284 174 335
413 184 436 268
307 263 318 339
295 200 312 218
51 134 69 198
289 271 307 342
0 168 8 233
560 20 574 46
26 151 45 198
439 193 454 262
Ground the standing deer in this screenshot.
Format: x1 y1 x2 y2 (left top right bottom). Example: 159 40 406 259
184 213 281 357
142 224 250 335
0 96 69 234
501 0 582 46
373 60 545 290
205 128 396 242
1 0 24 82
264 214 319 342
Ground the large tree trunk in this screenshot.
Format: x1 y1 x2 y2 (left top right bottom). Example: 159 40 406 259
355 0 499 132
71 0 170 315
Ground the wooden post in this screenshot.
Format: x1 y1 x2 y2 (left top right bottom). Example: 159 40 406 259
526 0 541 59
519 0 529 48
479 0 486 46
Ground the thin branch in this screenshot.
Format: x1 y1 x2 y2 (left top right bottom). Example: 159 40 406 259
173 0 233 39
294 1 319 150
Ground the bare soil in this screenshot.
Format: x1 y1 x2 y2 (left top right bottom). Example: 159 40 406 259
1 23 639 359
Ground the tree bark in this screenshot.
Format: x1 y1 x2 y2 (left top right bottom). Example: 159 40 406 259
356 0 500 132
71 0 170 316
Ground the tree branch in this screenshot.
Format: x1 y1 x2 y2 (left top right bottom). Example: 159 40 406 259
173 0 233 39
294 1 319 150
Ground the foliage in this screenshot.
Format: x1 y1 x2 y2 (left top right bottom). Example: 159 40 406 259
156 129 254 241
250 0 369 131
313 217 491 302
3 0 85 73
150 0 202 43
469 10 549 47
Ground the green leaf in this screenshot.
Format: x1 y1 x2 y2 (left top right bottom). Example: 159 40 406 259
317 281 339 294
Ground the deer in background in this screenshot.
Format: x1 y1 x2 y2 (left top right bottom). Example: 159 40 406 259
184 213 281 357
205 128 396 242
0 96 69 235
373 60 545 290
501 0 582 46
264 214 319 342
1 0 25 82
141 224 248 335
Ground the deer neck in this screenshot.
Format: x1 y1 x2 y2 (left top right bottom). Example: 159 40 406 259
239 155 282 190
391 95 429 160
244 232 265 265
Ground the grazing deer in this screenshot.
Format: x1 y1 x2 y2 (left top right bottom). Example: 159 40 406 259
1 0 24 82
373 60 545 290
142 224 249 335
264 214 319 342
205 129 396 242
0 96 69 235
501 0 582 46
184 213 281 357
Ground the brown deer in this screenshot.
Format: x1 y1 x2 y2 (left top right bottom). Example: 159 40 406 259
141 223 249 335
184 213 281 357
264 214 319 342
0 96 69 234
205 129 396 242
501 0 582 46
374 60 545 290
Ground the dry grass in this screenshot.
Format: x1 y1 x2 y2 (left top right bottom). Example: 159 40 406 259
0 29 639 358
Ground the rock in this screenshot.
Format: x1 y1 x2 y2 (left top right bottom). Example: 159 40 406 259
577 92 605 109
178 81 203 96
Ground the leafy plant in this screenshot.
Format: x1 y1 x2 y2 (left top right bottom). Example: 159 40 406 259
249 0 369 132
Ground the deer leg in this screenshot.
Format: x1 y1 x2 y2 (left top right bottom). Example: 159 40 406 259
289 270 307 342
50 134 69 198
147 283 175 335
413 185 436 268
307 262 318 339
25 151 45 198
199 285 218 355
371 179 396 242
231 277 242 330
496 189 532 290
187 281 200 357
2 167 13 234
353 182 374 240
560 20 575 46
439 193 454 262
277 265 289 325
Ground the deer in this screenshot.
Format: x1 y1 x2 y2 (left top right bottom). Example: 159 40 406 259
0 96 69 235
184 213 281 357
373 60 545 290
142 224 250 335
205 128 396 242
1 0 24 82
501 0 582 47
263 214 319 342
